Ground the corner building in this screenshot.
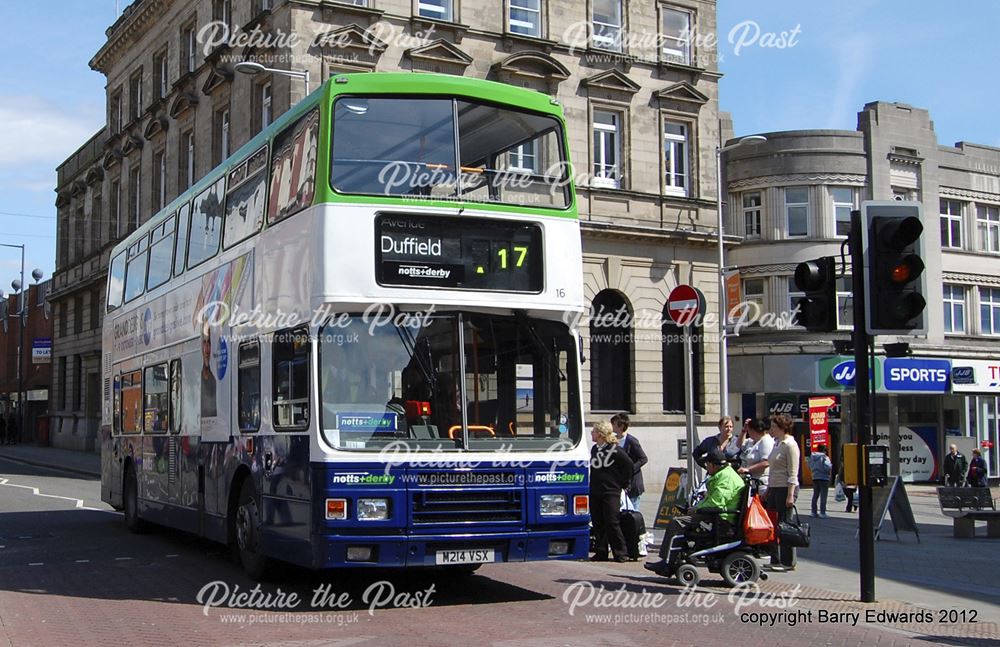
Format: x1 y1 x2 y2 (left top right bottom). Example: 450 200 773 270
53 0 726 492
725 102 1000 483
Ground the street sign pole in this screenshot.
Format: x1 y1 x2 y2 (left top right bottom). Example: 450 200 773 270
851 209 876 603
684 326 698 489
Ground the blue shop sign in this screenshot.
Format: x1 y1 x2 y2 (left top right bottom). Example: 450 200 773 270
883 358 950 392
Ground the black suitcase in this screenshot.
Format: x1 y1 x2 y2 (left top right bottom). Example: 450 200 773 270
619 510 646 560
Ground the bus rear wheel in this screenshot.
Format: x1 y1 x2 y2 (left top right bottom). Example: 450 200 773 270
234 480 269 580
124 466 146 533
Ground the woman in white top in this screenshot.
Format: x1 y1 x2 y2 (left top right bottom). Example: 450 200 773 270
765 414 800 571
738 417 774 495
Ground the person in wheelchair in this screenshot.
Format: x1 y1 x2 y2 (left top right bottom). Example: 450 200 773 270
644 447 746 575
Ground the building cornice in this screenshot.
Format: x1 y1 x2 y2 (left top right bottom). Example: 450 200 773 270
581 221 737 247
940 186 1000 203
90 0 169 74
943 270 1000 287
727 173 866 192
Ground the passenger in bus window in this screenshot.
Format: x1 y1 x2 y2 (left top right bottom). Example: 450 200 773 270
201 325 217 418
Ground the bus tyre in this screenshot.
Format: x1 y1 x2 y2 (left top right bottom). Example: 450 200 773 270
124 467 147 534
235 480 269 580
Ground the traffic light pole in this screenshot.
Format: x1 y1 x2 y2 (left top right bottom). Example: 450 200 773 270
850 209 876 603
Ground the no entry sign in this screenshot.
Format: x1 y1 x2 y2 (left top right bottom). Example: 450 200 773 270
667 284 705 326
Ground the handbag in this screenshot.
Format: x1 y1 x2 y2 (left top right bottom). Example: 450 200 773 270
743 494 776 545
777 507 811 548
834 480 846 502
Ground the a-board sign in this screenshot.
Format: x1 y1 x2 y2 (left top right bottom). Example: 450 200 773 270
654 467 689 529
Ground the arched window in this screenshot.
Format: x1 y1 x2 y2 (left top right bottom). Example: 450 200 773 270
661 316 702 413
590 290 632 411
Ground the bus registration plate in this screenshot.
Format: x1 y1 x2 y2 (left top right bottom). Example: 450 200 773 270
435 549 495 565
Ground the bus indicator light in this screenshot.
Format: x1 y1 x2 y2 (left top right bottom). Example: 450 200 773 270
326 498 347 520
573 495 589 516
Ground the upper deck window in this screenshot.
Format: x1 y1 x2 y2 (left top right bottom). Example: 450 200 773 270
187 177 226 269
331 97 569 209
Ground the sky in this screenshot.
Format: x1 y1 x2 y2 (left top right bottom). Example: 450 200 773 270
0 0 998 280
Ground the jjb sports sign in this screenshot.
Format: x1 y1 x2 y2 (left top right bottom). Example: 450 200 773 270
817 356 950 393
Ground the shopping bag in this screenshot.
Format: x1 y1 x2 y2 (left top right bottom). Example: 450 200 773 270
743 494 776 545
834 480 846 503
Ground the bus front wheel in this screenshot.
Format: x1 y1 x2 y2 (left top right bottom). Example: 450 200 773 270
234 480 269 579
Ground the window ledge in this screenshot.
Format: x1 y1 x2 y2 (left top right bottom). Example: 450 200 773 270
409 16 469 42
501 31 558 52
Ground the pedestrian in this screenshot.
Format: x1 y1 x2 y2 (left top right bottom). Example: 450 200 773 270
837 458 857 513
693 416 741 469
611 413 646 509
589 421 634 563
612 412 648 557
967 449 989 488
807 444 832 517
738 417 774 498
764 414 800 571
942 444 969 487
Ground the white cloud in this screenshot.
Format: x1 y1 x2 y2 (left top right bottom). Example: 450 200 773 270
823 34 874 129
0 95 103 168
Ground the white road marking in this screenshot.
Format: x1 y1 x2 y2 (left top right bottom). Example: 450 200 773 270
0 476 117 513
114 557 133 561
165 554 179 558
28 563 43 566
75 559 90 563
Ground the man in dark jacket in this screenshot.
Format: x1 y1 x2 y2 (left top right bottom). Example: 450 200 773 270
943 444 968 486
590 421 635 562
612 413 646 508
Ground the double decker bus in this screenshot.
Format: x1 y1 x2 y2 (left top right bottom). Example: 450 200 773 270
101 73 589 577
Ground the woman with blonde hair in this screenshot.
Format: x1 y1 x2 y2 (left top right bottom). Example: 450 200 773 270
765 414 800 571
589 421 634 562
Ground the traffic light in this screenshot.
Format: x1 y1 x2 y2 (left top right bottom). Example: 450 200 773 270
862 202 926 335
793 256 838 332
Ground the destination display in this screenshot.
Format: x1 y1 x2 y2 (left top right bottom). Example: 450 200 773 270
376 214 543 292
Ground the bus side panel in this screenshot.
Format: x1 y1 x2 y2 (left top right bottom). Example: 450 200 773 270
260 434 313 566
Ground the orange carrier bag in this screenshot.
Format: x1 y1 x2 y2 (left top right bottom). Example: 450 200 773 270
743 494 776 545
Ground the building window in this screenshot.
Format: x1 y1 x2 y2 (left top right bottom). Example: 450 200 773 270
59 356 68 410
153 150 166 211
90 288 101 332
743 278 765 320
110 179 121 238
153 48 169 100
74 294 83 334
663 120 688 196
661 319 702 412
261 81 272 129
943 284 966 334
128 166 141 231
980 287 1000 335
213 0 231 29
74 207 84 262
129 68 143 121
589 290 631 411
940 199 963 249
509 0 540 37
784 186 809 237
90 196 102 252
418 0 453 21
592 0 622 51
73 355 83 411
180 130 195 191
830 186 854 237
743 191 762 239
787 278 803 328
836 276 853 329
181 22 196 75
215 107 230 165
507 141 536 172
592 109 621 189
110 89 123 134
260 0 273 10
976 204 1000 253
661 5 692 64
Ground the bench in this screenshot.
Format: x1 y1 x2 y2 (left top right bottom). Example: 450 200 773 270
936 487 1000 539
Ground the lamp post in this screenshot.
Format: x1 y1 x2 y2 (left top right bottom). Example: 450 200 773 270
715 135 767 418
234 61 310 94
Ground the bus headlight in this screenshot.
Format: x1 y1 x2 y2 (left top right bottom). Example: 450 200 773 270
540 494 566 516
357 498 389 521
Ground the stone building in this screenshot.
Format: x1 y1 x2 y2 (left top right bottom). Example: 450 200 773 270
725 102 1000 483
53 0 726 491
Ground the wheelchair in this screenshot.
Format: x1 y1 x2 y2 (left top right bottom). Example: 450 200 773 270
657 476 771 588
